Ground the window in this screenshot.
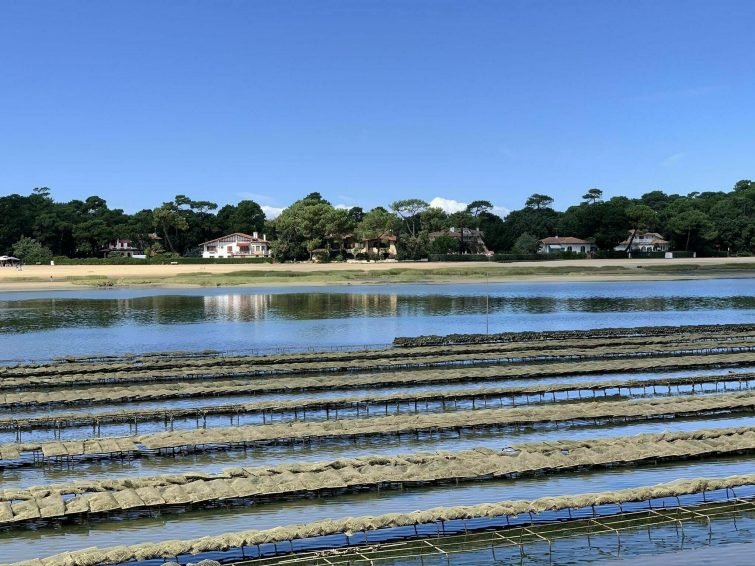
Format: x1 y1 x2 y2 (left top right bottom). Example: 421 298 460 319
207 245 217 252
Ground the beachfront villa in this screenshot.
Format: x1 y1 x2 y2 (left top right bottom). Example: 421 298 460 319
539 236 598 254
101 239 144 258
614 231 670 253
200 232 270 258
429 227 489 254
359 233 398 259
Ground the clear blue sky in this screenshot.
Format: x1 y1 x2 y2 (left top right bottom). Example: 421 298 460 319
1 0 753 216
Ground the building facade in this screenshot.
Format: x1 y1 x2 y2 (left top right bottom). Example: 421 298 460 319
200 232 270 258
614 231 670 252
539 236 598 254
101 239 143 258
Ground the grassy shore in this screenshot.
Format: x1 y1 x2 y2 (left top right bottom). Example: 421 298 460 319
1 257 754 291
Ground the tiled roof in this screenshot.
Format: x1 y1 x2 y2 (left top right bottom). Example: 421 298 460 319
199 232 268 246
539 236 590 245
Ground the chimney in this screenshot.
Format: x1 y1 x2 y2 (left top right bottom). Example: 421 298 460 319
253 231 258 239
262 233 266 241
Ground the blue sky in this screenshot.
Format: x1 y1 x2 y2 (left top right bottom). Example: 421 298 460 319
1 0 753 217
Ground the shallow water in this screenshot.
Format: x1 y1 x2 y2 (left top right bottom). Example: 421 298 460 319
7 378 751 444
7 363 754 423
5 415 754 490
2 279 755 361
0 457 751 562
378 522 755 565
2 279 754 564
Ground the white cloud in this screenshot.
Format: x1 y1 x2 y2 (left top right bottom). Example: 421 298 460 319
429 197 468 213
492 205 510 218
261 205 284 219
334 203 351 210
429 196 509 219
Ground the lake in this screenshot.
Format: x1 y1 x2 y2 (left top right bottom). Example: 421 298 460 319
1 278 755 361
1 277 755 564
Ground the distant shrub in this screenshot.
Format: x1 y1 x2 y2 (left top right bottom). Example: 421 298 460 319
50 256 272 265
12 237 52 264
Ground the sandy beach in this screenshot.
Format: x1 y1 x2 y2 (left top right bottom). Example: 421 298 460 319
1 257 754 291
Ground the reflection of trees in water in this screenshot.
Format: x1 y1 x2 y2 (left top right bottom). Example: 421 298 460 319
267 293 399 320
1 293 754 334
0 296 211 334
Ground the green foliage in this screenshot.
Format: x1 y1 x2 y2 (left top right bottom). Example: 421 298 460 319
420 207 449 233
397 233 429 260
5 179 755 262
12 237 53 263
271 196 347 262
512 232 540 254
477 211 506 252
429 234 459 255
428 253 492 262
390 199 429 237
216 200 265 235
466 200 493 217
427 252 587 262
356 207 399 240
495 207 560 251
525 193 554 210
626 204 657 230
668 209 717 251
582 188 603 204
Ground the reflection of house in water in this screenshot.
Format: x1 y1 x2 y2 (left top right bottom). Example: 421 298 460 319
204 294 273 321
349 293 399 317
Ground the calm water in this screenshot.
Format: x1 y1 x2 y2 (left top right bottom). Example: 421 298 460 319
5 415 754 490
1 278 754 564
0 457 751 562
387 525 755 565
1 278 755 361
7 366 752 436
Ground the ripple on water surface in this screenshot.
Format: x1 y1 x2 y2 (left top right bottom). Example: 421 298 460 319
3 279 755 360
4 414 755 489
0 457 752 562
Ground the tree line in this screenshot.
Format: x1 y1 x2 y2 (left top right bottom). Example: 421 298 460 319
1 180 753 263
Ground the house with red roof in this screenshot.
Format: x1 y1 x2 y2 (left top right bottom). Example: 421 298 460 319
614 231 670 253
539 236 598 254
199 232 270 258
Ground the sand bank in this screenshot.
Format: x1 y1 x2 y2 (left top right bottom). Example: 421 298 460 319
0 257 754 291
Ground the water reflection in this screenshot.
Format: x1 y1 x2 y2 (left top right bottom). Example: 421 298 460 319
1 279 754 360
4 289 755 334
202 292 400 321
204 293 273 321
0 457 751 561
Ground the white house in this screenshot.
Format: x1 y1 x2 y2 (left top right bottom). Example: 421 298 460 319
101 239 143 258
614 231 670 253
539 236 598 254
200 232 270 258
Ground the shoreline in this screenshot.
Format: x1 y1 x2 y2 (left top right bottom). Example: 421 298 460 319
0 257 754 292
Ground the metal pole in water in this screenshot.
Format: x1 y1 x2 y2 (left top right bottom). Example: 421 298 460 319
486 272 490 335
